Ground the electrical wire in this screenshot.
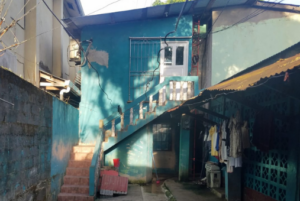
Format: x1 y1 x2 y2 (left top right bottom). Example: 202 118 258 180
212 0 283 34
144 0 188 100
87 0 122 15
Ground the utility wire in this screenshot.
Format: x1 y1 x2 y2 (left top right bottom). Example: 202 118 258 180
41 0 113 105
87 0 122 15
144 0 188 100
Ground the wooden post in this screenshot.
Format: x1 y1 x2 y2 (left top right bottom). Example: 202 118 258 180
130 108 133 125
121 113 124 130
111 119 115 137
139 102 144 119
149 95 153 112
99 120 104 129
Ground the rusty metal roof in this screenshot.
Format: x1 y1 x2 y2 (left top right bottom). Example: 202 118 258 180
206 53 300 92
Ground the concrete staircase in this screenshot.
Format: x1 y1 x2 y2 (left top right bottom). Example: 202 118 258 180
57 144 95 201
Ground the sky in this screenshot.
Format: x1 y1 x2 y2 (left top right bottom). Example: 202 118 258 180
80 0 300 16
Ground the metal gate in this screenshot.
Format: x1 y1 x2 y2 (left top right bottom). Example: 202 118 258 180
128 36 192 102
128 38 161 101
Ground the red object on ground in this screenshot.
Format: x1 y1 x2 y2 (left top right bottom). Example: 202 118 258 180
99 174 128 196
113 159 120 167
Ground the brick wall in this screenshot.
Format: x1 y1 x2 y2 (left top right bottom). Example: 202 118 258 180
0 68 53 201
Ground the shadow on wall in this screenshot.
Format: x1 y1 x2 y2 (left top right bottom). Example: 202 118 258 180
79 15 193 143
104 125 153 183
50 97 79 200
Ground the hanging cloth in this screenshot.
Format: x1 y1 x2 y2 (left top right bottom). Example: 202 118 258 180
228 110 243 158
210 125 219 157
220 120 228 161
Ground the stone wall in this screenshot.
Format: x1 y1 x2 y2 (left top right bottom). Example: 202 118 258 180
0 68 52 201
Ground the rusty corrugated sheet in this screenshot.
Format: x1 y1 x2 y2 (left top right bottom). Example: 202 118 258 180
99 174 128 196
207 54 300 91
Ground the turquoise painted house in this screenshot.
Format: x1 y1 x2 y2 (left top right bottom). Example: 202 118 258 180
64 1 204 183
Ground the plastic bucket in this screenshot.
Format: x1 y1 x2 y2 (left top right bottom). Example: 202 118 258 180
113 159 120 168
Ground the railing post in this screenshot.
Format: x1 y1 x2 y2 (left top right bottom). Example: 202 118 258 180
159 89 163 106
149 95 153 112
187 81 192 99
183 81 187 100
121 113 124 130
130 108 133 125
139 101 144 119
180 81 184 101
172 81 176 101
111 119 115 137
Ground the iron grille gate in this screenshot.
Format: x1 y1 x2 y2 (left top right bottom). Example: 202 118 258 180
129 38 161 101
128 36 192 102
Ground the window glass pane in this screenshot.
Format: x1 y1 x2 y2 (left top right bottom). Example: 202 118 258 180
164 47 172 65
176 46 184 65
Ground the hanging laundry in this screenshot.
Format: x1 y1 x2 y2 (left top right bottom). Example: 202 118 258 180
241 121 250 149
215 125 220 152
228 111 243 158
209 125 218 157
253 110 274 152
220 120 228 162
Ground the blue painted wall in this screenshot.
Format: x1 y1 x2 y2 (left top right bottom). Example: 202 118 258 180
50 97 79 200
79 15 193 142
179 115 190 181
104 125 153 183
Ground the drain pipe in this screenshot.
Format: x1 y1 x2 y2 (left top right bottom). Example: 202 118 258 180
60 80 70 101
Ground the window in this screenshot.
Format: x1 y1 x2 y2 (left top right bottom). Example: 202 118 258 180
153 124 172 151
164 47 172 65
176 46 184 65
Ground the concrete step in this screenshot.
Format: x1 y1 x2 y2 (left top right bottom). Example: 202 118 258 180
63 176 89 186
68 160 91 168
73 146 95 153
66 167 89 177
70 152 94 161
61 185 89 195
57 193 94 201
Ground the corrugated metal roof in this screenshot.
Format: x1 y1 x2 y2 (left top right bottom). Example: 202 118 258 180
206 53 300 92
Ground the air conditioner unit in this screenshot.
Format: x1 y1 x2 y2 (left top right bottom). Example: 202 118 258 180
69 39 81 65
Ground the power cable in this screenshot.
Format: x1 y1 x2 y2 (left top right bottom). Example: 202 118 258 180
144 0 188 100
87 0 122 15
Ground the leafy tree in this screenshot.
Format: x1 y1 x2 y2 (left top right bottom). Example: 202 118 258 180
153 0 191 6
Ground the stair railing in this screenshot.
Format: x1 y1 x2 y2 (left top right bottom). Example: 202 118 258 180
102 76 198 138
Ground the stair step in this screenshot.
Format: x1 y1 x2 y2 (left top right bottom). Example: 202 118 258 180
73 146 95 153
66 168 89 177
63 176 89 186
68 160 91 168
57 193 94 201
70 152 93 161
61 185 89 195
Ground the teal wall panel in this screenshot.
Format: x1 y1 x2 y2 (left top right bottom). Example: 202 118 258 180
79 15 193 142
51 97 79 200
104 125 153 183
179 115 190 181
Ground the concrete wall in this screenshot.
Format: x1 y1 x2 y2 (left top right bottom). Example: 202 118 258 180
50 97 79 200
80 15 193 142
0 67 53 201
0 67 80 200
211 7 300 85
104 125 153 183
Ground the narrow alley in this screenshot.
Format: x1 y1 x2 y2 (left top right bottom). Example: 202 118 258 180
0 0 300 201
